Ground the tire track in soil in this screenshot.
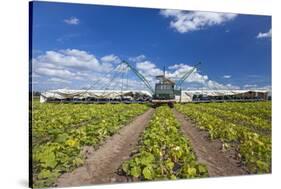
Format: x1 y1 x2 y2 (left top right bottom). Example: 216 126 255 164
173 109 248 177
55 108 154 187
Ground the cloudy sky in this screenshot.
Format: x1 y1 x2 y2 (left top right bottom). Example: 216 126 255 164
31 1 271 92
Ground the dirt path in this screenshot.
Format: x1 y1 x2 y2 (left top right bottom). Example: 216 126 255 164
173 109 248 177
55 108 154 187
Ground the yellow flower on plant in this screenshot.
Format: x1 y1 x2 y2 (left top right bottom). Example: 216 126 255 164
66 139 77 147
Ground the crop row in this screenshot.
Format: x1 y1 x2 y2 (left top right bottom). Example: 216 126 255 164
175 103 271 174
184 103 271 135
200 102 271 122
32 101 142 145
32 102 149 188
121 106 208 180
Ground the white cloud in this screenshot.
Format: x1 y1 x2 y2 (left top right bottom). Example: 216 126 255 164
223 75 232 79
129 55 146 62
168 64 186 70
32 50 239 91
167 64 208 84
166 64 240 90
134 61 234 90
135 61 231 90
64 17 80 25
257 28 272 39
136 61 163 77
32 49 150 91
115 63 130 73
32 49 122 91
48 77 72 84
243 84 257 89
136 61 157 70
61 49 96 62
206 80 227 89
36 67 77 79
33 49 112 72
101 54 121 64
242 84 271 91
226 83 240 89
204 81 240 90
160 9 237 33
84 72 145 91
259 85 272 91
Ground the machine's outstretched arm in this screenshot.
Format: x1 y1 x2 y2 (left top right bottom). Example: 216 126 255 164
175 62 202 88
121 60 154 94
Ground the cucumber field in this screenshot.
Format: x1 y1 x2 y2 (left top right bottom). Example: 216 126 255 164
31 101 272 188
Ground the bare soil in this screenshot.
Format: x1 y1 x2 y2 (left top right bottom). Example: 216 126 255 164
55 108 154 187
173 109 248 177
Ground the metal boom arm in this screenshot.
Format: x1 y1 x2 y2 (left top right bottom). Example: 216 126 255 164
176 62 202 88
121 60 154 94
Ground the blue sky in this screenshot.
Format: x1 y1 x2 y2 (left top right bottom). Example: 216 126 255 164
31 1 271 92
